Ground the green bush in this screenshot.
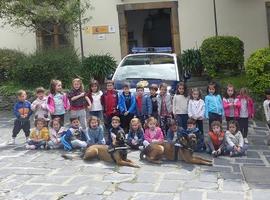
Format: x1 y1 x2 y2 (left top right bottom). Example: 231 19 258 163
12 48 81 88
0 49 26 83
200 36 244 77
180 49 203 76
82 54 117 84
246 48 270 95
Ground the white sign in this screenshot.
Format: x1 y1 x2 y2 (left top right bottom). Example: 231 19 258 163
97 34 106 40
108 25 116 33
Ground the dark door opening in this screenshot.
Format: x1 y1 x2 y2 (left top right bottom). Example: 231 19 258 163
126 8 172 53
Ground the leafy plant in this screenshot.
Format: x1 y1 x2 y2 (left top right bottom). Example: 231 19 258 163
82 54 117 84
180 49 203 76
12 48 81 88
246 48 270 95
0 49 26 82
200 36 244 77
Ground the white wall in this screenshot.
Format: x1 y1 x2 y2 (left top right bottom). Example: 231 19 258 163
0 20 36 54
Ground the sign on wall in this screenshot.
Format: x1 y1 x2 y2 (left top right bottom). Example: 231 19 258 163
85 25 116 34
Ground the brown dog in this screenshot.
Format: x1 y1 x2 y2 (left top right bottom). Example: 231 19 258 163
62 130 140 168
140 134 212 166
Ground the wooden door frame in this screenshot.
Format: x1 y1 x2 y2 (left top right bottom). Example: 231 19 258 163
117 1 181 58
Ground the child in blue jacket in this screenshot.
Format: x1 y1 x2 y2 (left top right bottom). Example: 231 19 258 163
127 118 144 149
8 90 32 145
118 82 136 132
84 116 105 146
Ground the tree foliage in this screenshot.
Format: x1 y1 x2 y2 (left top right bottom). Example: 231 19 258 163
0 0 91 33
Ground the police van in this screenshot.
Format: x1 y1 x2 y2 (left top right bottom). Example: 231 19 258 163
112 47 180 93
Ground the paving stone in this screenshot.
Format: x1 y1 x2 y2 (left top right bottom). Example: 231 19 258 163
252 190 270 200
80 181 111 195
248 145 269 150
235 158 264 164
201 165 232 173
246 151 261 158
207 191 244 200
103 172 135 183
136 171 160 183
185 180 218 190
180 191 203 200
198 173 218 183
223 180 245 191
29 176 69 185
117 166 136 174
213 158 233 166
163 171 196 180
29 194 55 200
118 183 155 192
106 191 134 200
231 164 241 173
15 184 42 196
133 193 175 200
156 180 183 193
219 172 244 180
242 166 270 185
63 194 103 200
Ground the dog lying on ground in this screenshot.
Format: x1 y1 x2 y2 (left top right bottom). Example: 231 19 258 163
62 130 140 168
140 134 212 166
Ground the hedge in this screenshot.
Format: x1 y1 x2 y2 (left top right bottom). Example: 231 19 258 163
246 48 270 95
200 36 244 77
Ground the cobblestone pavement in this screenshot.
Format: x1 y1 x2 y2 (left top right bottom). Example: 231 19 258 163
0 112 270 200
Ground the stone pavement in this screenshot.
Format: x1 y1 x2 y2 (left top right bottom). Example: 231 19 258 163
0 112 270 200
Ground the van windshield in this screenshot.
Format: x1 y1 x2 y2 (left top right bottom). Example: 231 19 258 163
114 54 177 80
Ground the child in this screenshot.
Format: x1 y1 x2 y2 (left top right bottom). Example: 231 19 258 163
61 117 87 151
118 82 136 132
173 82 189 130
205 121 225 157
68 78 90 131
127 118 144 149
8 90 32 145
86 80 103 120
223 84 241 127
26 118 50 150
143 117 164 147
101 80 119 129
188 88 205 134
166 119 183 143
237 88 255 144
205 82 224 128
263 89 270 128
149 84 159 119
225 120 248 157
84 116 105 146
107 116 124 145
157 83 172 136
184 118 205 152
47 79 70 126
135 84 152 124
48 118 65 149
31 87 50 123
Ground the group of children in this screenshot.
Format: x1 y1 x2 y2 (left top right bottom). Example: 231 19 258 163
8 77 270 158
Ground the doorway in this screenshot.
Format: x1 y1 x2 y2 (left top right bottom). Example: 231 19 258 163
117 1 180 57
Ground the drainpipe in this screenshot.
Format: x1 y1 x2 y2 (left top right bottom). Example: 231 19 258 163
213 0 218 36
79 0 85 62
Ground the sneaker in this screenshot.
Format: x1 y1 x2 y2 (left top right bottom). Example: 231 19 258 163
26 145 36 150
25 137 30 143
138 146 144 151
244 138 249 144
7 138 15 145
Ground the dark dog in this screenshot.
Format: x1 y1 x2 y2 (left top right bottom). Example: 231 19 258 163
140 134 212 166
62 130 140 168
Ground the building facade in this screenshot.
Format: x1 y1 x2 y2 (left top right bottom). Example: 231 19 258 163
0 0 269 62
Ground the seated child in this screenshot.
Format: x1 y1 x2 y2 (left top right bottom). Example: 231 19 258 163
31 87 50 123
166 119 184 144
107 116 124 145
205 121 225 157
143 117 164 147
225 120 248 157
183 118 205 152
48 118 65 149
61 117 87 151
26 118 50 150
85 116 105 146
127 118 144 149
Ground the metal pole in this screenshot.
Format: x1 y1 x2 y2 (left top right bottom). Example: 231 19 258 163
79 0 84 61
213 0 218 36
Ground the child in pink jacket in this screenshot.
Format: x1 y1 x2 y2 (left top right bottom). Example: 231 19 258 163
143 117 164 147
223 84 241 128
